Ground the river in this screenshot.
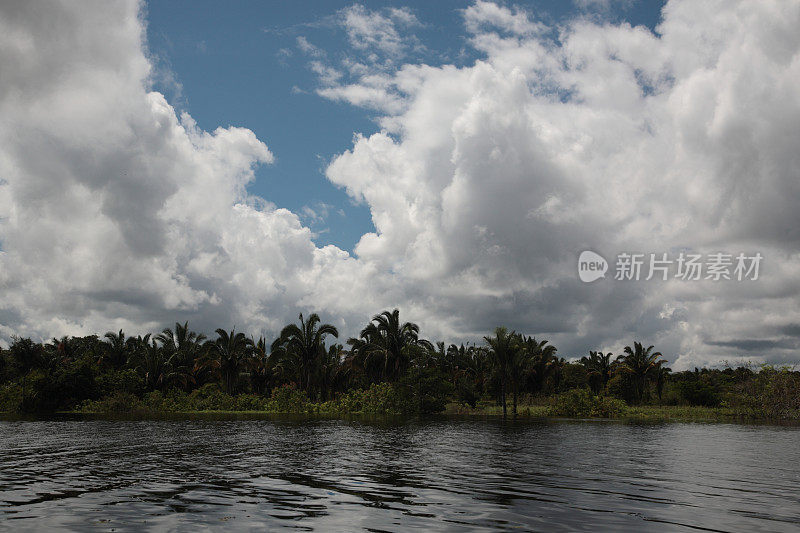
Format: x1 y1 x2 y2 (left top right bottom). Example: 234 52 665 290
1 416 799 531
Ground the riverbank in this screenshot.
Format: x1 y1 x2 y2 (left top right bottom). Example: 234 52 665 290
442 403 782 422
4 381 798 423
18 403 792 424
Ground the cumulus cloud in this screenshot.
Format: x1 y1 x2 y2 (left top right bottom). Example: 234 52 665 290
1 0 799 370
306 4 425 112
0 0 378 342
324 0 800 368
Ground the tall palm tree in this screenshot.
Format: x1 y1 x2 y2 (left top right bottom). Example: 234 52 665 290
50 335 79 363
103 330 129 370
507 335 530 416
484 327 516 418
156 322 207 355
504 335 559 415
580 350 613 394
348 309 432 383
619 341 665 403
655 366 671 403
523 336 558 395
271 313 338 398
249 336 277 396
445 343 472 388
316 343 345 401
209 328 251 395
131 335 169 392
447 343 489 407
156 322 206 391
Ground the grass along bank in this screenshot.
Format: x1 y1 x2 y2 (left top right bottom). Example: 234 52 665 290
443 389 800 422
65 385 800 423
446 403 753 422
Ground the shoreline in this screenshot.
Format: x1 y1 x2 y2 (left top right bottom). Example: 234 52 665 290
3 405 799 425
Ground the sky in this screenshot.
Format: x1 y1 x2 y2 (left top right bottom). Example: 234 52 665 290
0 0 799 369
144 0 664 251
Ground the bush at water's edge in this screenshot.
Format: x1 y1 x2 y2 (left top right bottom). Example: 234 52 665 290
549 389 628 418
76 381 443 416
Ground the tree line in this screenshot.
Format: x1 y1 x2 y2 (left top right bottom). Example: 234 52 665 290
0 309 797 417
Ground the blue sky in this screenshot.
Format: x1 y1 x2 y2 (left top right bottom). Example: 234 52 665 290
145 0 665 252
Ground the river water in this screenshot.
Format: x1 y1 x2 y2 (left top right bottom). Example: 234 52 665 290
1 416 799 531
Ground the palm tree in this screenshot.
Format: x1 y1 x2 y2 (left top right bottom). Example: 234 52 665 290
271 313 338 398
156 322 207 354
446 343 488 408
249 336 278 396
209 328 251 395
348 309 432 383
655 366 671 403
102 330 129 370
484 327 516 418
156 322 206 391
50 335 79 363
445 343 472 388
132 335 169 391
523 336 558 395
316 343 345 401
580 350 613 394
507 335 530 417
619 341 666 403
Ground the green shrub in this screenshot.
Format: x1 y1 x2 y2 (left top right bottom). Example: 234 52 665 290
96 369 143 397
549 389 628 418
724 366 800 419
560 363 589 392
455 379 480 408
606 373 638 404
189 387 236 411
0 384 22 412
158 389 195 411
550 388 595 417
678 381 720 406
234 393 270 411
80 391 143 413
333 382 402 414
591 395 628 418
397 367 452 414
267 384 309 413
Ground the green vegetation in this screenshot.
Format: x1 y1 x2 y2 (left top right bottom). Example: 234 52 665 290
1 311 799 422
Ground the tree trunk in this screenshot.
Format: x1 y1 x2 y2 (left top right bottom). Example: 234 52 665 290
512 383 518 417
501 375 507 418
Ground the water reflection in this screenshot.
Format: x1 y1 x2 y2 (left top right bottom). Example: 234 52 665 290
1 417 799 531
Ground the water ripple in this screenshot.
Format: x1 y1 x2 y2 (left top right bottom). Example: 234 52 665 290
1 417 800 531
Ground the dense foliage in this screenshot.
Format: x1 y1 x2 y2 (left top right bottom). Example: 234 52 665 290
1 311 798 419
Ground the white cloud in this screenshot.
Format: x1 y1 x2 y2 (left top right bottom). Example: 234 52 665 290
0 0 375 342
340 4 420 59
1 1 800 370
325 0 800 368
302 4 426 111
463 0 544 37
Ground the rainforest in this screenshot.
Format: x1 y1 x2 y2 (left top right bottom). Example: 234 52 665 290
2 309 798 421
